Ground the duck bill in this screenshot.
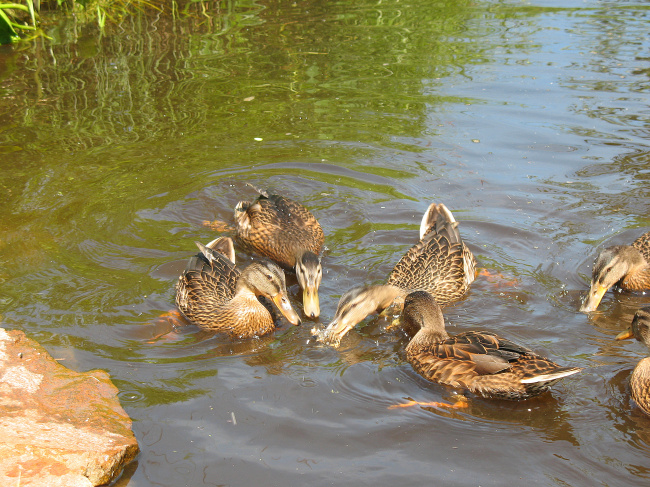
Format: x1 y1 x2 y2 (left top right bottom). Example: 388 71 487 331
270 292 301 326
579 284 608 313
302 286 320 319
319 318 355 347
616 327 634 340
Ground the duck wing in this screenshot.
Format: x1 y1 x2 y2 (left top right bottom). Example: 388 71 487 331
407 330 580 399
388 230 470 306
176 242 240 318
388 203 476 306
632 232 650 262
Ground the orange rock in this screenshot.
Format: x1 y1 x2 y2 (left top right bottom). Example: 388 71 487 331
0 328 139 486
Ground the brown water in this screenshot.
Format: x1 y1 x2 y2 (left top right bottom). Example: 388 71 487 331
1 0 650 485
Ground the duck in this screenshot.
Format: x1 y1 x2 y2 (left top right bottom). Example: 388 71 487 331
580 231 650 312
616 307 650 415
175 236 301 339
314 203 476 347
234 187 325 318
403 291 582 400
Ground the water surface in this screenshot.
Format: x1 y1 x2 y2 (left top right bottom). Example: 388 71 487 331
1 0 650 485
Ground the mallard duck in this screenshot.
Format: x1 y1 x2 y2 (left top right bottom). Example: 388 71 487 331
175 237 301 339
580 231 650 312
314 203 476 347
403 291 582 400
234 187 324 318
616 307 650 415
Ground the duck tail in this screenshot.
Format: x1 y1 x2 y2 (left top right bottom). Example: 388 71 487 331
245 182 269 198
520 367 582 384
234 199 251 231
420 203 459 241
195 237 235 265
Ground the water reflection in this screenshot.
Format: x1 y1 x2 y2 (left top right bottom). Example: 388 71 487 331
3 0 650 485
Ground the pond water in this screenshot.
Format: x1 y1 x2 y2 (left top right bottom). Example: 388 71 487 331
1 0 650 485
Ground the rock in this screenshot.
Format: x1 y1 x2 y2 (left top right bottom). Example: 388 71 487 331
0 328 139 486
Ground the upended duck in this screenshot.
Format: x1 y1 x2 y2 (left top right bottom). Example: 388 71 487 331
175 237 301 339
404 291 582 400
580 231 650 312
616 307 650 415
313 203 476 347
234 187 325 318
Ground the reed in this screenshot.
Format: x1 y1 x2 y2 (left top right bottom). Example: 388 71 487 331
0 0 161 43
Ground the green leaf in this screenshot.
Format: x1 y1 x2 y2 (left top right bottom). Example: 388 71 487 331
0 3 30 11
0 8 18 44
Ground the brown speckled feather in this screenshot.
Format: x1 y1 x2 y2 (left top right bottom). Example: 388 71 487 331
403 291 581 400
175 239 277 339
626 232 650 290
621 269 650 291
388 203 476 306
618 307 650 415
177 253 238 309
632 232 650 261
630 358 650 415
407 330 581 400
235 193 324 269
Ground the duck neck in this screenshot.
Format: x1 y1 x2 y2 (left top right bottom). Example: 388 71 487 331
407 325 449 355
295 249 319 267
234 266 260 297
374 284 405 310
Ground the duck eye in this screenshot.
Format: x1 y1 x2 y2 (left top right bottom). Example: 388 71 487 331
266 273 274 282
